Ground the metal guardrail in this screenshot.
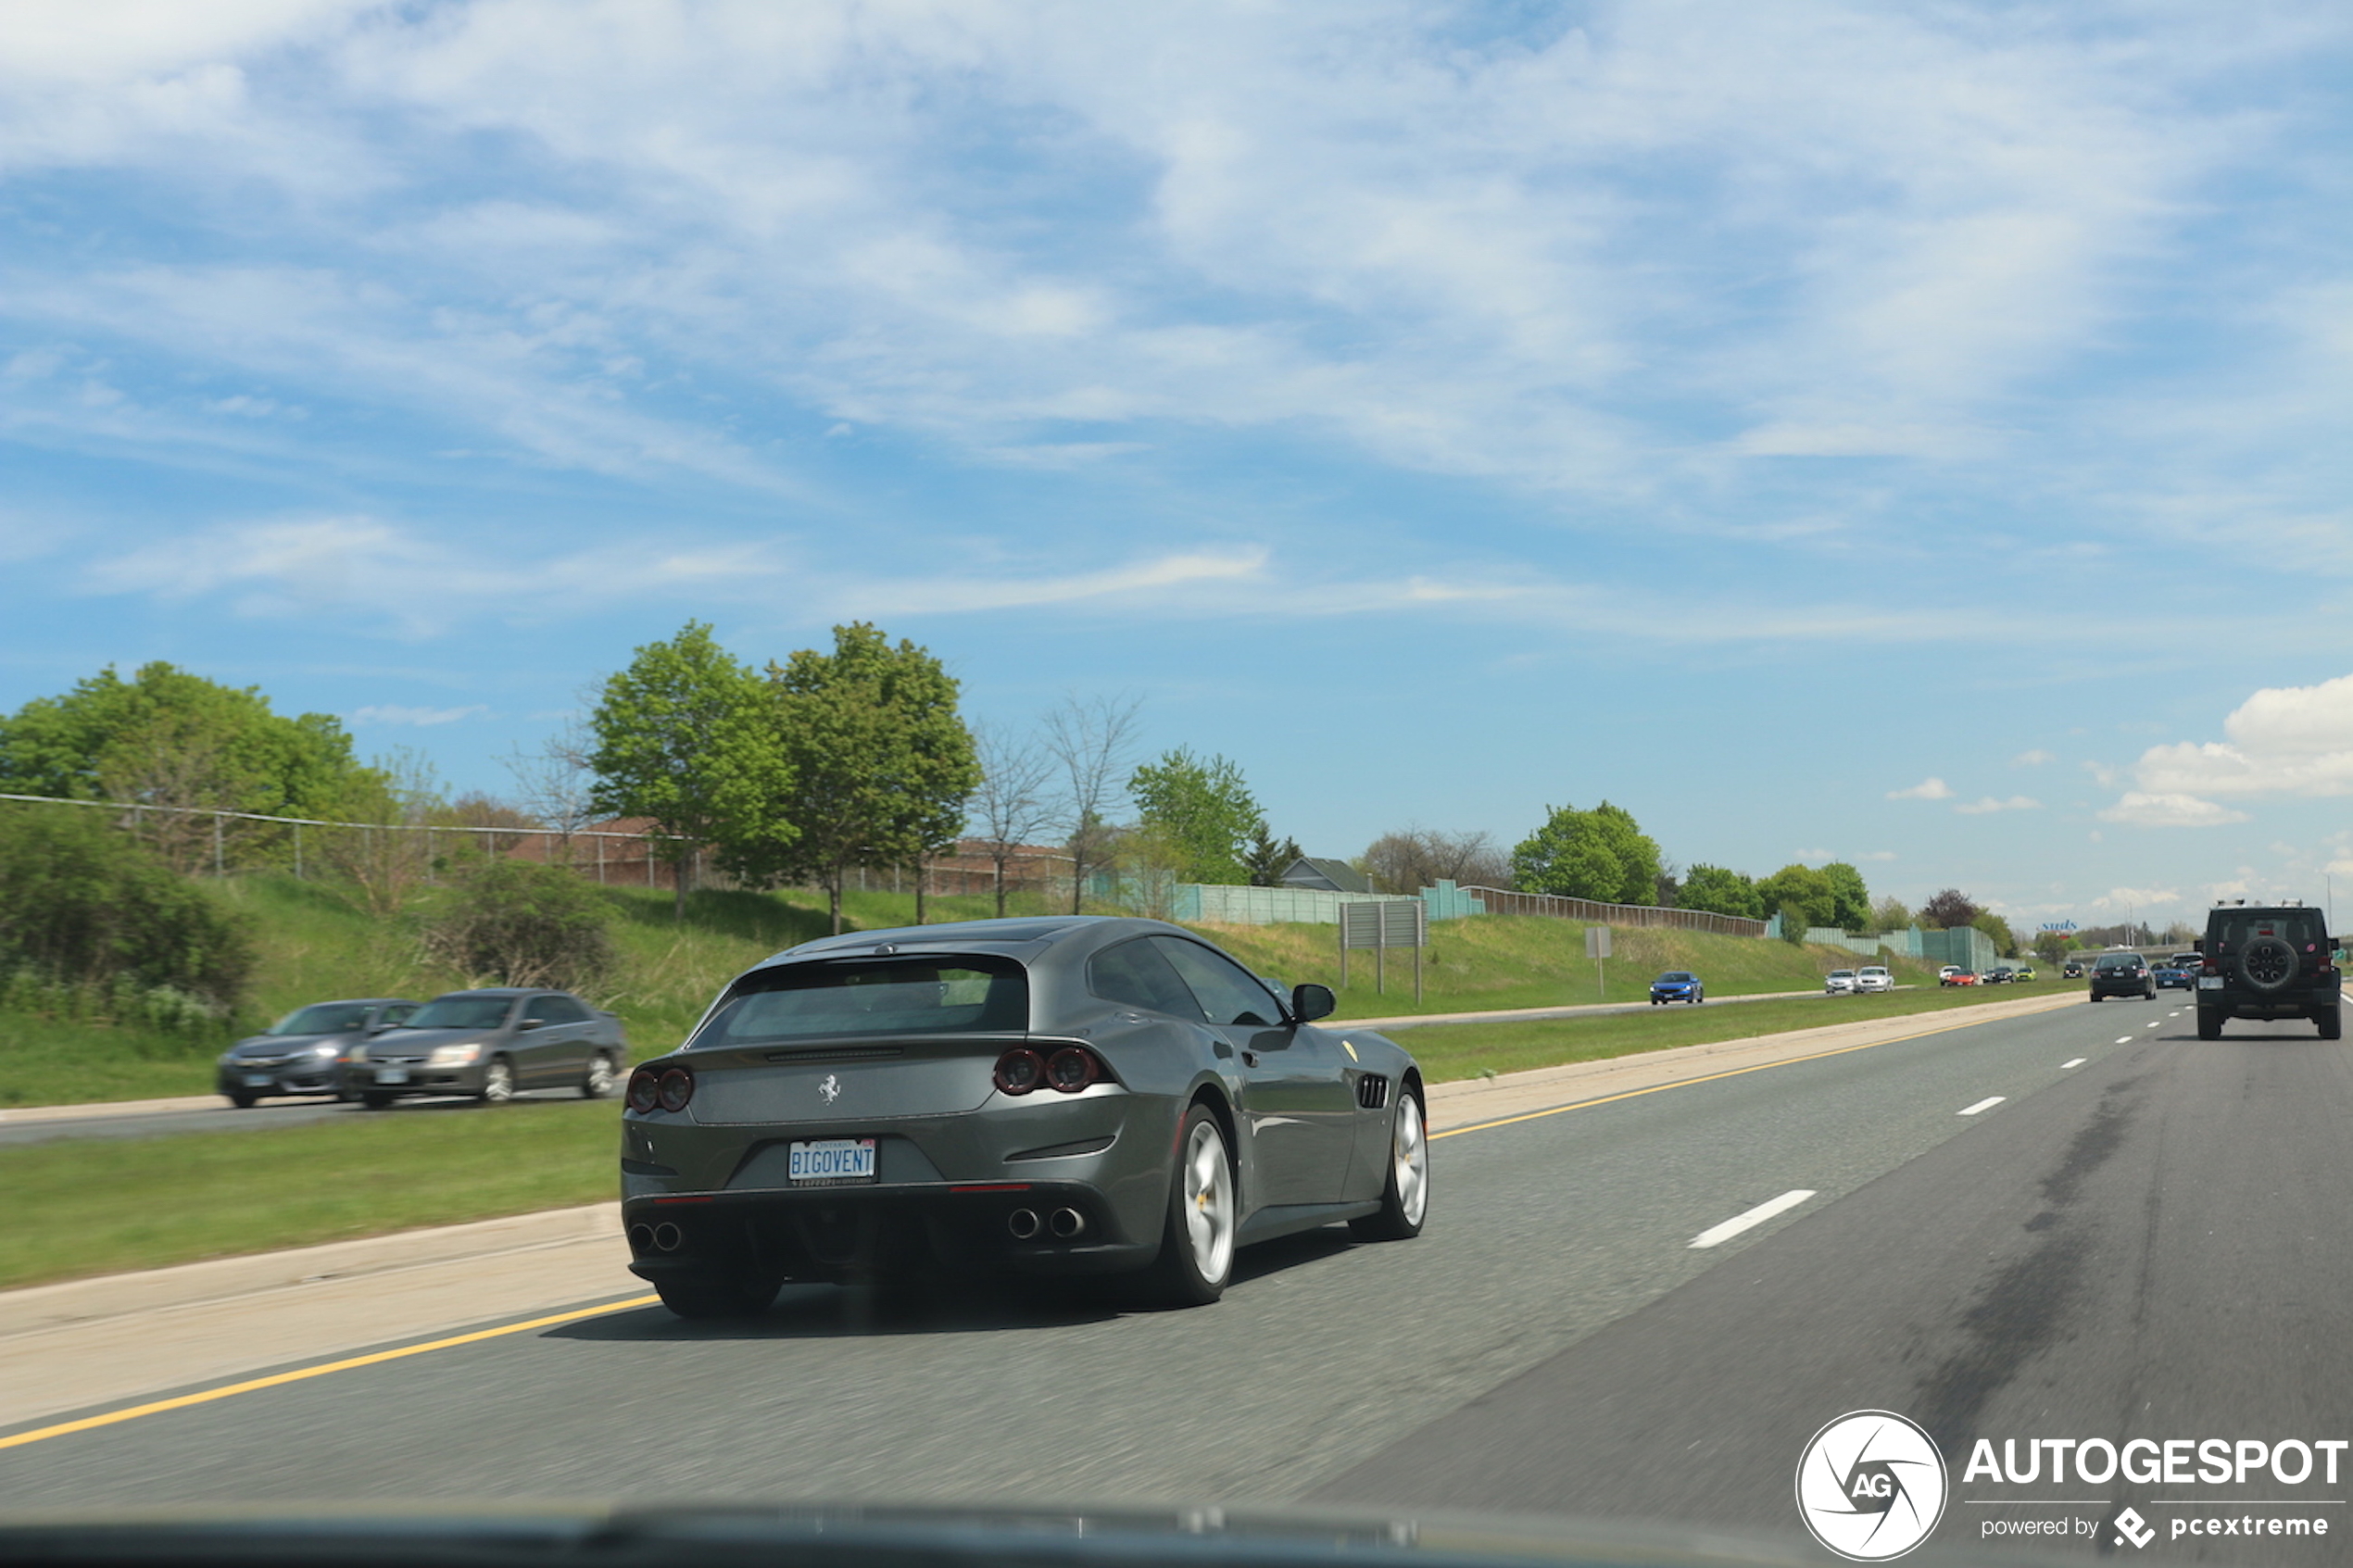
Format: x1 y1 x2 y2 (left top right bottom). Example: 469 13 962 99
1455 885 1769 939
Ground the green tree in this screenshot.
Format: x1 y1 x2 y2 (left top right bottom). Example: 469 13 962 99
1820 861 1871 933
764 624 979 934
1127 746 1263 885
421 856 614 992
1244 821 1302 887
1678 863 1763 920
1973 909 2018 959
0 662 374 875
0 804 256 1008
1510 801 1662 906
1755 863 1837 935
1870 895 1913 933
588 621 793 920
2032 929 2070 965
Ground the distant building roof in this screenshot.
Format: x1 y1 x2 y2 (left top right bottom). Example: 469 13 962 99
1282 856 1372 894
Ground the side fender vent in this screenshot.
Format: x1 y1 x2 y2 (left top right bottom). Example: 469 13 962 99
1357 1073 1390 1110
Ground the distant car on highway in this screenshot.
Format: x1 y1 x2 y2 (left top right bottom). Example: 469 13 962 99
620 915 1428 1317
2151 957 2196 991
2063 959 2086 978
1982 966 2016 985
1648 971 1705 1005
1824 970 1857 995
1940 969 1979 987
2012 963 2036 982
2088 951 2156 1002
1854 966 1894 994
216 997 421 1108
349 988 627 1108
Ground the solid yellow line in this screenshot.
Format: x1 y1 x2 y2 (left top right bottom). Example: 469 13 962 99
1430 999 2075 1140
0 1294 662 1453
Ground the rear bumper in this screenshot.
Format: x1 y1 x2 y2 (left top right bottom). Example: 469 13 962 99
621 1183 1159 1283
216 1066 343 1098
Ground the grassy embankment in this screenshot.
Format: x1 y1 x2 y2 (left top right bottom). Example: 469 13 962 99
0 876 2075 1289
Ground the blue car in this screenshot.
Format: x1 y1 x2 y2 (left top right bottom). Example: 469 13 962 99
2152 958 2196 991
1650 970 1705 1005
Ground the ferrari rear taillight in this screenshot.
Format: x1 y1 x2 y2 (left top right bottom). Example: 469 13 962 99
995 1045 1105 1096
993 1048 1046 1096
656 1064 695 1112
1045 1047 1101 1093
626 1066 661 1112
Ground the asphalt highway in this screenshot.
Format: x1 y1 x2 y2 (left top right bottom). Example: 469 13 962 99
3 994 2337 1564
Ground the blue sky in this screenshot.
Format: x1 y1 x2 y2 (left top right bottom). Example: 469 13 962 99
3 0 2349 931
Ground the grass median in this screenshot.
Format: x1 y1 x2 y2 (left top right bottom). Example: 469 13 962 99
1393 979 2077 1081
3 980 2079 1293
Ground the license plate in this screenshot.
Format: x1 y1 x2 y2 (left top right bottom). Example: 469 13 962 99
243 1073 272 1088
787 1137 877 1186
2198 977 2223 989
375 1066 410 1085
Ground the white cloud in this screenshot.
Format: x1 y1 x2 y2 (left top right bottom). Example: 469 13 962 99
832 547 1270 619
2097 791 2250 828
81 515 791 637
1793 847 1835 863
2092 885 2182 911
350 703 488 727
1887 777 1954 800
1955 795 2042 815
2013 749 2056 766
2131 671 2353 799
1856 850 1897 862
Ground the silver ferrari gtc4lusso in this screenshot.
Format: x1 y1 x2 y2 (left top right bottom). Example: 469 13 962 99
621 915 1429 1316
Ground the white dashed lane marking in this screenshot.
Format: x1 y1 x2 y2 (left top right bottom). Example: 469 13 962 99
2061 1058 2087 1069
1959 1096 2007 1116
1688 1189 1817 1248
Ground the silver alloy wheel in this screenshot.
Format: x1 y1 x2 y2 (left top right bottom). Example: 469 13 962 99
482 1059 515 1104
584 1053 616 1099
1183 1118 1235 1285
1391 1092 1428 1228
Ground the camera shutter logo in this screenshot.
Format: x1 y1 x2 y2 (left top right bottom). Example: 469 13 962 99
1795 1411 1948 1561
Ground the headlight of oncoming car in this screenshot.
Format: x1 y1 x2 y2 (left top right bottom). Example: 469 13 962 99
428 1043 483 1067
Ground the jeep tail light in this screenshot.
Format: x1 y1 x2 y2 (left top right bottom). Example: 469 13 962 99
1045 1047 1102 1093
656 1065 695 1113
994 1048 1046 1096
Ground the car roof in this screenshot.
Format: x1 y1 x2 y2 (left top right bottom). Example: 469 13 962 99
424 987 541 998
769 914 1193 967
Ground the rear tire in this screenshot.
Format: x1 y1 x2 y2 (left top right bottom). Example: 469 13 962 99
2197 1009 2222 1041
2321 1008 2343 1041
1351 1086 1428 1241
360 1091 396 1110
1140 1104 1235 1308
226 1093 258 1110
654 1272 779 1320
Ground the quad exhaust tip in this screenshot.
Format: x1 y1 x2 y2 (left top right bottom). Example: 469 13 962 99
627 1223 655 1253
1007 1208 1041 1240
1050 1207 1086 1238
651 1222 684 1252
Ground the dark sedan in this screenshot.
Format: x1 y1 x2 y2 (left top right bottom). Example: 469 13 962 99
1648 971 1705 1004
351 988 627 1108
620 916 1429 1317
2088 951 2156 1001
215 997 421 1107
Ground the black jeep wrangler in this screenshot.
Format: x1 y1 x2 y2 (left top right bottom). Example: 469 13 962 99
2195 901 2342 1040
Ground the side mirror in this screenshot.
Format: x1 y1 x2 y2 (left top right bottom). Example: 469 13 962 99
1290 983 1337 1023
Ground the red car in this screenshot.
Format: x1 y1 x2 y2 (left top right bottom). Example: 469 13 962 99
1939 969 1979 987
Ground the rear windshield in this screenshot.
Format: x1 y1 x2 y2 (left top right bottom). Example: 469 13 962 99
2095 953 2143 970
691 956 1027 1047
2209 912 2324 950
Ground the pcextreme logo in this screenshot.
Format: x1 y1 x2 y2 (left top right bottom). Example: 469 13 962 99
1795 1411 1948 1562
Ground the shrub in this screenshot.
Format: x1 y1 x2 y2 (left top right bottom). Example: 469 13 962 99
0 804 256 1007
422 858 615 992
